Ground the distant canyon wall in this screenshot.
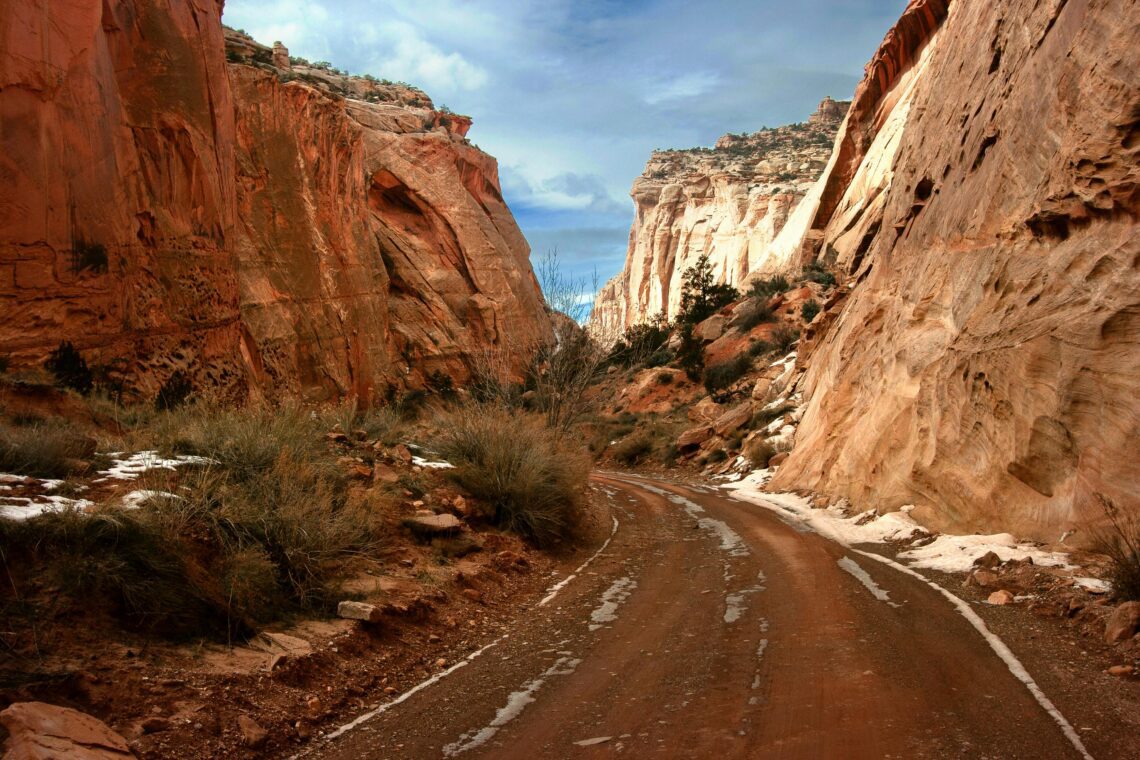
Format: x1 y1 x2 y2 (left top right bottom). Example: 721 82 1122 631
0 0 550 402
771 0 1140 539
590 98 847 337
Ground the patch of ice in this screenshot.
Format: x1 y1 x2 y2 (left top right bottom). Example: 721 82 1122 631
411 455 454 469
838 556 902 608
442 656 582 756
590 577 637 630
538 515 618 607
638 483 749 557
1074 577 1111 594
0 473 28 484
899 533 1072 573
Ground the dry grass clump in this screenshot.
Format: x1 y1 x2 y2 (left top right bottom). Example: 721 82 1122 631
744 437 777 469
437 405 588 546
1 403 384 640
0 421 94 478
612 434 654 466
1091 494 1140 601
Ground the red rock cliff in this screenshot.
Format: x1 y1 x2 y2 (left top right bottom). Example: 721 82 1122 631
0 1 551 402
772 0 1140 539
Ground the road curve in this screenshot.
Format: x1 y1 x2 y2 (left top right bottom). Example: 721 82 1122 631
310 473 1091 759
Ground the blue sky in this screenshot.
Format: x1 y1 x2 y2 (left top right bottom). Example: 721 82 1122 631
223 0 904 295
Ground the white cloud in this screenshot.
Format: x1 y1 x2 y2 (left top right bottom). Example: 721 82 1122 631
644 71 721 105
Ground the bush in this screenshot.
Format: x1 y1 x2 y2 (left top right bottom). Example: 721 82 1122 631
748 275 790 299
706 448 727 464
752 403 794 429
803 262 836 287
71 240 109 274
608 319 671 368
45 341 93 394
0 422 94 478
744 438 776 468
748 340 773 357
801 299 821 323
645 348 672 368
656 371 674 385
1092 494 1140 601
612 435 654 466
438 405 588 545
739 301 776 330
155 370 193 411
703 355 752 394
427 370 458 401
772 325 801 354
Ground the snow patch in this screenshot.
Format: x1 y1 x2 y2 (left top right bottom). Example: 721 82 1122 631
442 656 582 756
95 451 213 482
121 490 180 509
590 577 637 630
538 515 618 607
898 533 1072 573
837 556 901 608
411 455 454 469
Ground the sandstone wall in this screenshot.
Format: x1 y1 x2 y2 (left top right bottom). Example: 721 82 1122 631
772 0 1140 539
589 100 846 338
0 0 550 402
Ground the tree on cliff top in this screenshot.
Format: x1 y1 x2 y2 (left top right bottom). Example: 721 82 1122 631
678 254 738 325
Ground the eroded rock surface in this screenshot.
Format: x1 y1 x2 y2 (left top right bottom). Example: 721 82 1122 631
0 2 550 402
770 0 1140 539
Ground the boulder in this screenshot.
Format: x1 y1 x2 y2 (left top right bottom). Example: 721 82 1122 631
1104 601 1140 644
768 452 789 468
373 463 401 484
987 590 1015 605
713 402 753 437
337 601 383 624
973 551 1002 569
402 513 463 537
237 715 268 748
693 315 726 343
0 702 132 759
688 397 724 423
676 425 714 450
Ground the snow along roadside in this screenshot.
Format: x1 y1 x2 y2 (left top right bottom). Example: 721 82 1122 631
719 482 1094 760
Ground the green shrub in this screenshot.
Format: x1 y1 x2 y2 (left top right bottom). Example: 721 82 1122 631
438 405 588 545
607 318 671 367
706 448 727 463
801 299 821 323
656 371 674 385
803 262 836 287
748 340 773 357
772 325 801 354
703 355 752 394
45 341 93 394
645 348 672 368
748 275 790 299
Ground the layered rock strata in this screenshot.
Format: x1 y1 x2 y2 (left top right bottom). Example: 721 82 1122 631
770 0 1140 539
0 1 549 402
590 98 847 337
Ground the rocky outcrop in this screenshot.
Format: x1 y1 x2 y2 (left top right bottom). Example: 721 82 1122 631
0 1 550 402
0 701 133 759
771 0 1140 539
589 99 847 338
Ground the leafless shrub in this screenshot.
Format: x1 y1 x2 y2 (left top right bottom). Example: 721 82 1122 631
1091 493 1140 601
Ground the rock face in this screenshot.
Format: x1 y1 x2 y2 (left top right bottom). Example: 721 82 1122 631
0 701 133 759
590 98 847 338
770 0 1140 539
0 2 550 402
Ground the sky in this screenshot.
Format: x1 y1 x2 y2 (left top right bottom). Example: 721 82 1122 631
222 0 905 302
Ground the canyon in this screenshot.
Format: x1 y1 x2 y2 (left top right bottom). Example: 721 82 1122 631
590 97 847 336
0 0 550 404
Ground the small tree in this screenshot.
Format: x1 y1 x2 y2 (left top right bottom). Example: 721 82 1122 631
676 323 705 381
801 299 821 322
678 254 738 324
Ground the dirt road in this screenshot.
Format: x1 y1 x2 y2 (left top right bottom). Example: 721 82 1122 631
309 473 1103 759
